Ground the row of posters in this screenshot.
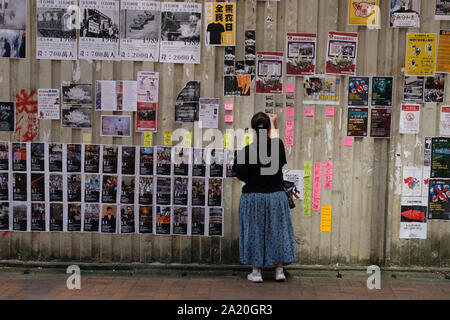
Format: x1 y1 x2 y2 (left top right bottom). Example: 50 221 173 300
347 107 392 138
403 74 446 103
348 76 393 107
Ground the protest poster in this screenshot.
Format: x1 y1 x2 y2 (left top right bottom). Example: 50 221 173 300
62 108 92 128
205 2 235 46
79 0 119 61
139 147 154 176
120 176 135 204
173 147 190 176
431 137 450 179
67 203 82 232
67 174 82 202
137 71 158 132
156 176 171 205
370 108 392 138
67 144 82 173
0 142 9 171
120 205 135 234
101 115 131 137
83 204 100 232
389 0 421 28
120 0 160 62
192 148 206 177
95 80 117 111
0 102 14 131
283 169 304 200
173 177 188 206
399 104 420 135
348 0 379 27
424 74 445 103
245 30 256 76
117 81 137 111
13 202 27 231
102 145 118 174
207 149 224 178
435 0 450 20
61 83 93 106
36 0 77 60
156 146 172 176
139 205 153 234
138 176 153 205
256 52 283 94
400 197 427 239
31 173 45 202
223 75 251 97
326 31 358 76
174 81 200 123
440 106 450 136
285 33 316 76
348 77 369 106
0 173 7 201
0 0 27 59
84 144 100 173
199 98 219 129
38 89 60 119
428 179 450 220
49 203 63 231
225 149 236 178
12 143 27 172
402 166 423 197
192 178 206 206
0 203 9 230
31 203 46 232
208 207 223 236
160 2 201 64
156 206 171 235
405 33 437 77
101 204 117 233
101 175 118 204
120 146 135 176
371 77 393 106
303 75 340 105
172 206 188 235
49 143 63 172
437 30 450 74
191 207 205 236
49 174 63 202
208 178 223 207
84 174 100 203
403 76 424 102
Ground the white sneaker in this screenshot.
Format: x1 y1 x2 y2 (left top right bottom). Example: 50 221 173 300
275 268 286 281
247 272 263 283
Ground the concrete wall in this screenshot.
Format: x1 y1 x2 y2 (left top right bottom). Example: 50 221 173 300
0 0 449 267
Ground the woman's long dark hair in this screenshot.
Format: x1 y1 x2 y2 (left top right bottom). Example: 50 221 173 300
250 112 272 163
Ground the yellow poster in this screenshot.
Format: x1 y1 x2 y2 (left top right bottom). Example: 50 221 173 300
205 2 236 46
303 162 313 217
223 133 232 149
144 132 153 147
436 30 450 74
405 33 437 76
164 130 172 146
320 206 332 233
348 0 379 27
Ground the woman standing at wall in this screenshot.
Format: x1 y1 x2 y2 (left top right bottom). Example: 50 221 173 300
235 112 296 283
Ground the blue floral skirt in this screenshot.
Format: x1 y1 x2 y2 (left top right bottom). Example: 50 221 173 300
239 191 297 267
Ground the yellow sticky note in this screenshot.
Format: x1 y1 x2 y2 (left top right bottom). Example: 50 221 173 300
223 133 231 149
82 132 92 144
144 132 153 147
164 130 172 146
320 206 332 233
184 131 192 147
244 133 253 146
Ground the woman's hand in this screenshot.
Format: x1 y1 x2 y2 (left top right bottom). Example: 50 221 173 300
268 113 279 139
268 113 278 124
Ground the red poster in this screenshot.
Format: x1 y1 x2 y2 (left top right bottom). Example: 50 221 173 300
136 102 157 132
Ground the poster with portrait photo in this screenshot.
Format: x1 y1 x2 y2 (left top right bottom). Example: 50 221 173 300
424 74 445 103
0 142 9 171
208 207 223 236
173 147 190 176
0 173 8 201
49 203 63 231
0 0 27 59
31 203 46 231
36 0 78 60
156 146 172 176
0 102 14 131
101 115 131 137
159 2 202 64
121 175 135 204
12 143 27 172
348 77 369 106
139 205 153 234
138 176 153 205
172 206 188 235
67 203 81 232
31 173 45 202
101 204 117 233
156 206 171 235
84 174 100 203
225 149 236 178
0 202 9 230
61 83 93 106
139 147 154 175
102 145 118 174
156 176 171 206
31 143 45 172
174 81 200 123
67 174 82 202
79 0 119 61
67 144 82 173
371 77 393 106
13 172 27 201
121 146 136 175
192 178 206 206
49 143 63 172
173 177 188 206
191 207 205 236
49 174 63 202
207 149 224 178
102 175 118 204
192 148 206 177
13 202 28 231
404 76 424 102
390 0 421 28
62 107 92 128
303 75 340 105
120 205 135 234
326 31 358 76
208 178 223 207
83 203 100 232
120 0 160 62
84 144 100 173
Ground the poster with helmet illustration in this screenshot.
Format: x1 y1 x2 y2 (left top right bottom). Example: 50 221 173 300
405 33 437 77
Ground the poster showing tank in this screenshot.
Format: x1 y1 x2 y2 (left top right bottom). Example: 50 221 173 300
208 178 222 207
174 81 200 123
390 0 421 28
121 146 136 175
61 107 92 128
347 108 369 137
31 173 45 202
207 149 224 178
172 206 188 235
0 0 27 59
403 76 424 102
138 176 152 205
120 0 160 62
83 203 100 232
31 203 46 231
370 108 392 138
139 147 154 175
67 174 81 202
371 77 393 106
424 74 445 103
173 177 188 206
0 102 14 131
191 207 205 235
67 143 81 173
0 202 9 230
208 207 223 236
79 0 119 61
61 83 93 106
192 178 205 206
31 143 45 172
85 174 100 203
120 205 135 234
136 71 158 132
36 0 78 60
156 206 171 235
102 175 118 204
348 77 369 106
101 204 117 233
326 31 358 76
12 172 27 201
0 142 8 170
13 202 27 231
256 52 284 94
84 144 100 173
156 146 172 176
192 148 206 177
67 203 81 232
156 176 171 205
435 0 450 20
0 172 8 200
173 147 190 176
12 143 27 172
49 143 63 172
49 174 63 202
285 33 316 76
405 33 437 77
139 205 153 233
431 137 450 178
50 203 63 231
303 75 340 105
225 149 236 178
400 197 427 239
159 2 201 64
429 179 450 220
102 145 118 174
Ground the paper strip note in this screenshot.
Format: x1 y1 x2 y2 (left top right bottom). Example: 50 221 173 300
305 108 314 117
164 130 172 146
312 162 322 211
324 161 333 189
303 162 313 217
144 132 153 147
320 206 332 233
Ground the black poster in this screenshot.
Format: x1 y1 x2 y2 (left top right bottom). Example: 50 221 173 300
138 176 153 205
121 176 136 204
84 175 100 203
191 207 205 236
139 206 153 234
431 137 450 179
174 81 200 122
68 204 82 232
209 149 224 178
101 205 117 233
49 143 63 172
139 147 154 175
31 143 45 171
0 102 15 132
49 174 63 202
50 203 63 232
370 108 392 138
192 178 205 206
348 77 369 106
0 173 8 201
0 142 9 171
173 177 188 206
12 143 27 171
0 202 10 230
226 150 236 178
172 207 188 235
156 177 171 205
120 205 135 234
371 77 393 106
67 174 82 202
121 146 136 175
208 178 222 207
347 108 369 137
31 203 46 231
103 145 118 174
84 144 100 173
102 175 118 204
13 203 27 232
13 172 27 201
156 147 171 176
173 147 189 176
31 173 45 202
156 206 171 235
67 144 82 172
428 179 450 221
192 148 206 177
83 204 100 232
208 207 223 236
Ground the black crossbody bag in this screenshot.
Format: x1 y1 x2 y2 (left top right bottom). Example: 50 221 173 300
282 180 297 209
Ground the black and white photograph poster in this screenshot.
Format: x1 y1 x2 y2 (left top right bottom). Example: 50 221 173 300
156 146 172 176
120 0 160 62
173 147 190 176
36 0 78 60
160 2 201 64
102 145 118 174
209 207 223 236
61 83 93 106
79 0 119 61
0 0 27 59
0 102 14 132
62 108 92 128
138 176 153 205
101 115 131 137
121 146 136 175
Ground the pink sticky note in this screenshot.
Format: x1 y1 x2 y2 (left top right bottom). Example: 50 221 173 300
305 108 314 117
285 107 294 117
285 128 294 137
285 137 294 146
225 114 233 123
326 107 335 117
285 84 295 93
224 102 233 111
344 137 353 147
286 119 294 128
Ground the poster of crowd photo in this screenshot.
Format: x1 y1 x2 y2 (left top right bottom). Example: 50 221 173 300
0 0 27 59
173 206 188 235
424 74 445 103
285 33 316 76
326 31 358 76
403 76 424 102
303 75 340 105
256 52 284 94
435 0 450 20
36 0 78 60
79 0 119 60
